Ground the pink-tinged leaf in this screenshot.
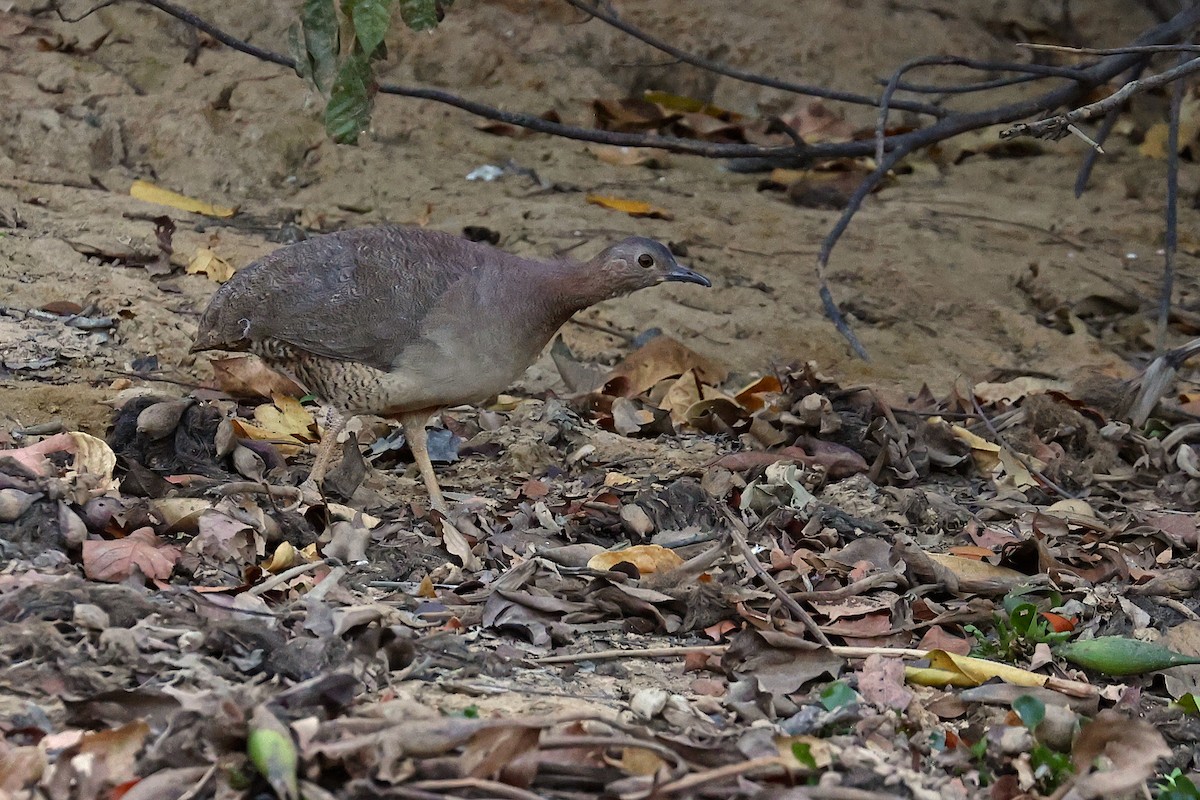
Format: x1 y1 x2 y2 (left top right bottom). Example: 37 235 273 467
83 527 181 583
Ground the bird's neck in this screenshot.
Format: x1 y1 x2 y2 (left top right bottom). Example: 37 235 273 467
491 258 613 352
532 258 617 315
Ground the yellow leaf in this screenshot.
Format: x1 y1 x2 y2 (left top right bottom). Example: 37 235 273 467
586 194 674 219
254 395 317 441
229 419 305 456
186 247 235 282
604 471 638 488
642 90 740 120
129 179 238 218
1140 91 1200 159
907 649 1048 690
588 544 684 574
614 746 665 776
950 423 1001 474
262 541 298 573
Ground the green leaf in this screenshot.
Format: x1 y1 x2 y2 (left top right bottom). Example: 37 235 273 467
324 49 373 144
1159 769 1200 800
791 742 818 770
398 0 440 31
1012 694 1045 731
819 681 858 711
1056 636 1200 676
344 0 394 55
300 0 340 94
1030 743 1073 789
1010 603 1040 637
1174 693 1200 715
247 706 299 800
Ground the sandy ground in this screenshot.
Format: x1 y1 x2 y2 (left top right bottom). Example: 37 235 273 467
0 0 1195 433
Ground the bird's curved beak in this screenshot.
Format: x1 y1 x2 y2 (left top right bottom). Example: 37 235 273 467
665 263 711 287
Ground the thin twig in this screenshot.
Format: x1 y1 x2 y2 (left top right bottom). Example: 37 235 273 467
247 559 331 596
722 509 832 646
889 73 1043 95
968 392 1076 500
1075 62 1147 197
406 779 544 800
652 756 786 797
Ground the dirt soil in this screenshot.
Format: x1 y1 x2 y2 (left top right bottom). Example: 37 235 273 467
3 1 1200 798
1 0 1196 435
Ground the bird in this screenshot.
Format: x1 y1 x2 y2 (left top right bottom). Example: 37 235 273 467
191 225 711 511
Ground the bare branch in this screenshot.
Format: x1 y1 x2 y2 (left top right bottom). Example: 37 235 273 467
1001 55 1200 142
1020 41 1200 56
559 0 945 118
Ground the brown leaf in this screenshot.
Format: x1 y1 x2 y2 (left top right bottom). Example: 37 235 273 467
592 97 672 132
1069 710 1170 799
461 725 541 781
209 356 305 400
857 654 914 711
605 336 727 398
587 544 684 575
83 527 181 582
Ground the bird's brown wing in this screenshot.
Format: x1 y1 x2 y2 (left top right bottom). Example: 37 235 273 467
193 227 490 372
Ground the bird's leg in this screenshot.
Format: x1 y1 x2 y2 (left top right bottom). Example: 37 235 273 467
301 406 347 500
399 410 446 512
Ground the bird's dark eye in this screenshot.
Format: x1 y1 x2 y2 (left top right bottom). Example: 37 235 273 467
637 253 654 268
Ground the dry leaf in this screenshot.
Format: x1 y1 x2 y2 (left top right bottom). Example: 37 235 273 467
209 356 305 400
82 527 181 582
1139 90 1200 159
1067 711 1170 799
586 144 670 168
606 336 727 397
186 247 235 282
440 516 482 571
587 544 684 574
